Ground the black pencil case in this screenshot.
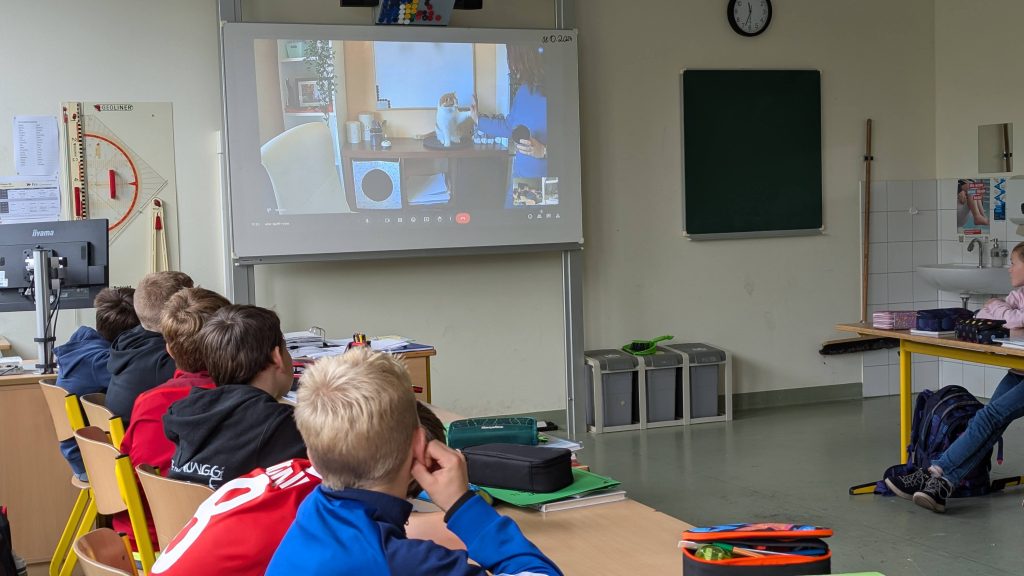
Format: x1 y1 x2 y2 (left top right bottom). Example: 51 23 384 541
955 317 1008 344
462 443 573 493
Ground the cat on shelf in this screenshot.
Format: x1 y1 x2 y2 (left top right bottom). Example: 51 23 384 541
435 92 472 148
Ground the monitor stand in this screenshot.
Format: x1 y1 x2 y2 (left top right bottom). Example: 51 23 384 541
31 248 57 373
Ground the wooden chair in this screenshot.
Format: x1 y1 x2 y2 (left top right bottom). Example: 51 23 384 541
75 427 156 574
80 392 126 449
135 464 213 548
39 379 96 576
73 528 136 576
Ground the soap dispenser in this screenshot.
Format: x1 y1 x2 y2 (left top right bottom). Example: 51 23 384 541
991 239 1004 267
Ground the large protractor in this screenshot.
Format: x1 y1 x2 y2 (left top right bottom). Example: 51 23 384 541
84 132 140 232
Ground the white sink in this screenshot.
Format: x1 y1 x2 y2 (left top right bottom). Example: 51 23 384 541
915 264 1011 295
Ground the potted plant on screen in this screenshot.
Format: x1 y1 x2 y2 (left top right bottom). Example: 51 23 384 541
303 40 338 123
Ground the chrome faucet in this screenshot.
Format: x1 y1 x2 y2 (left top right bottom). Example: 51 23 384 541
967 238 984 268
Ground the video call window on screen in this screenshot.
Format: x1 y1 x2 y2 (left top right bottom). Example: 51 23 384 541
256 39 556 215
223 24 581 257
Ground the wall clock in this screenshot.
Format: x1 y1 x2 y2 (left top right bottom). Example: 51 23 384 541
728 0 772 37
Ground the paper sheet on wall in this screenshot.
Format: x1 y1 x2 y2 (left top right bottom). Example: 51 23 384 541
13 116 59 177
0 177 61 224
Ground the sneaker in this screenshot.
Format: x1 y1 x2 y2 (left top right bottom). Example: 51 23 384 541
913 476 953 513
884 466 930 500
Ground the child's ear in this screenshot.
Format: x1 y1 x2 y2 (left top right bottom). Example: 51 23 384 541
270 346 284 369
411 426 428 467
165 343 176 361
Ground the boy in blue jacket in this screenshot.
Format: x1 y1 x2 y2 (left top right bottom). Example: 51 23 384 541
54 286 139 480
266 348 561 576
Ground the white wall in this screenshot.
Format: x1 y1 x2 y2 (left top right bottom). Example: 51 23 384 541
578 0 936 394
0 0 965 416
935 0 1024 179
0 0 225 352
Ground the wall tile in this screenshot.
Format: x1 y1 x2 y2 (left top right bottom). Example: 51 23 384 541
869 243 888 274
888 181 913 212
870 212 887 243
868 304 887 315
889 349 901 365
888 211 913 242
913 180 938 211
888 272 914 303
913 300 938 311
888 364 902 396
963 364 985 397
868 273 887 305
938 179 958 210
870 181 887 213
863 349 889 367
938 210 959 242
913 241 938 267
939 240 963 264
863 365 890 397
984 367 1005 399
887 242 913 272
913 210 937 241
913 272 938 301
939 359 963 387
913 362 938 393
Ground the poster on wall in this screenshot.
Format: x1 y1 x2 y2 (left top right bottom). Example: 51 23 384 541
994 178 1006 221
956 178 990 235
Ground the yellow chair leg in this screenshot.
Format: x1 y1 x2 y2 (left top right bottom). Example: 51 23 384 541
49 488 91 576
115 456 155 574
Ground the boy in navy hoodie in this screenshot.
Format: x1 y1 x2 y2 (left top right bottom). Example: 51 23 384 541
54 286 139 480
106 271 193 423
163 305 306 489
266 349 561 576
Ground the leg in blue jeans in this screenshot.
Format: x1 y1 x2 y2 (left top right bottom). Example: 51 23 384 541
932 371 1024 485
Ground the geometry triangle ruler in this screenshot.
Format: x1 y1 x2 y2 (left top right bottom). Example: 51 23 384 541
61 102 171 242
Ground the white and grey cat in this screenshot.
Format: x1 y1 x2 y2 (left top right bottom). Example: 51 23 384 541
435 92 472 147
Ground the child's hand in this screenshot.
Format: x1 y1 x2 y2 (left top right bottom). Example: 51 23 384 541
516 137 546 159
411 440 469 512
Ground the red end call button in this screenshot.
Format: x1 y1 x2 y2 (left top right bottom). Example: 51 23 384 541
455 212 471 224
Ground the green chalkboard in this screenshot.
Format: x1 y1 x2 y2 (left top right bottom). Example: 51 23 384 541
682 70 822 238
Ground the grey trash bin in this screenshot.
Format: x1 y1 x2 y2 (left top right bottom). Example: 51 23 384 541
584 349 641 433
641 347 684 426
663 343 732 424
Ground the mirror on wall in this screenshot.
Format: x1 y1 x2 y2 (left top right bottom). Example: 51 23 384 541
979 122 1012 173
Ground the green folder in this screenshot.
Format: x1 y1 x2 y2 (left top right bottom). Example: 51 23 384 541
480 468 620 507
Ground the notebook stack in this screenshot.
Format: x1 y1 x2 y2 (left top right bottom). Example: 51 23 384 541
872 310 916 330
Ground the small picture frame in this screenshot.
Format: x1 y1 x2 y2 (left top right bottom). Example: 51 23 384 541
296 79 320 108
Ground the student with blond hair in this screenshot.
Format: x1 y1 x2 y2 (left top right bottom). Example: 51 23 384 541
106 271 194 422
267 348 561 575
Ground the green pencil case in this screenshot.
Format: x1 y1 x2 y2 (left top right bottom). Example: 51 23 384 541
447 417 537 450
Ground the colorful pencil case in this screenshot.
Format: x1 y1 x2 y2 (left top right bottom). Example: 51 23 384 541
681 523 832 576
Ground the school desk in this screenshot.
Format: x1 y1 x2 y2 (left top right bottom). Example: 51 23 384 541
835 322 1024 463
426 404 693 574
0 369 80 565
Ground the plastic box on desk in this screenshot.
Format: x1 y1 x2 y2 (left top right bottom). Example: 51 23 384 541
663 343 732 424
584 349 641 433
641 347 686 428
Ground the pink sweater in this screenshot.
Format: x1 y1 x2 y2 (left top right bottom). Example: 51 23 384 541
977 287 1024 328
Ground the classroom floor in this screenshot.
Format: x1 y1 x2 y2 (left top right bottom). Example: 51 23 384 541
569 396 1024 576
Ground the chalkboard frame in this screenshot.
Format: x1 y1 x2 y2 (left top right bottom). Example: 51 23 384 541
681 69 823 240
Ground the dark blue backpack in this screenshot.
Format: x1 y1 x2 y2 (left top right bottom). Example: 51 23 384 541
883 385 1002 498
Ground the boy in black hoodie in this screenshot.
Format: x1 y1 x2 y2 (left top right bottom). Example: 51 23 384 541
106 271 193 422
163 305 306 489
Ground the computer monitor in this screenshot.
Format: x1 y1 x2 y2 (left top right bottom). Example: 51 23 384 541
0 219 109 313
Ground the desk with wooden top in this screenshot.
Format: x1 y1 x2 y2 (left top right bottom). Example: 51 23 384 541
836 322 1024 463
427 405 692 574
